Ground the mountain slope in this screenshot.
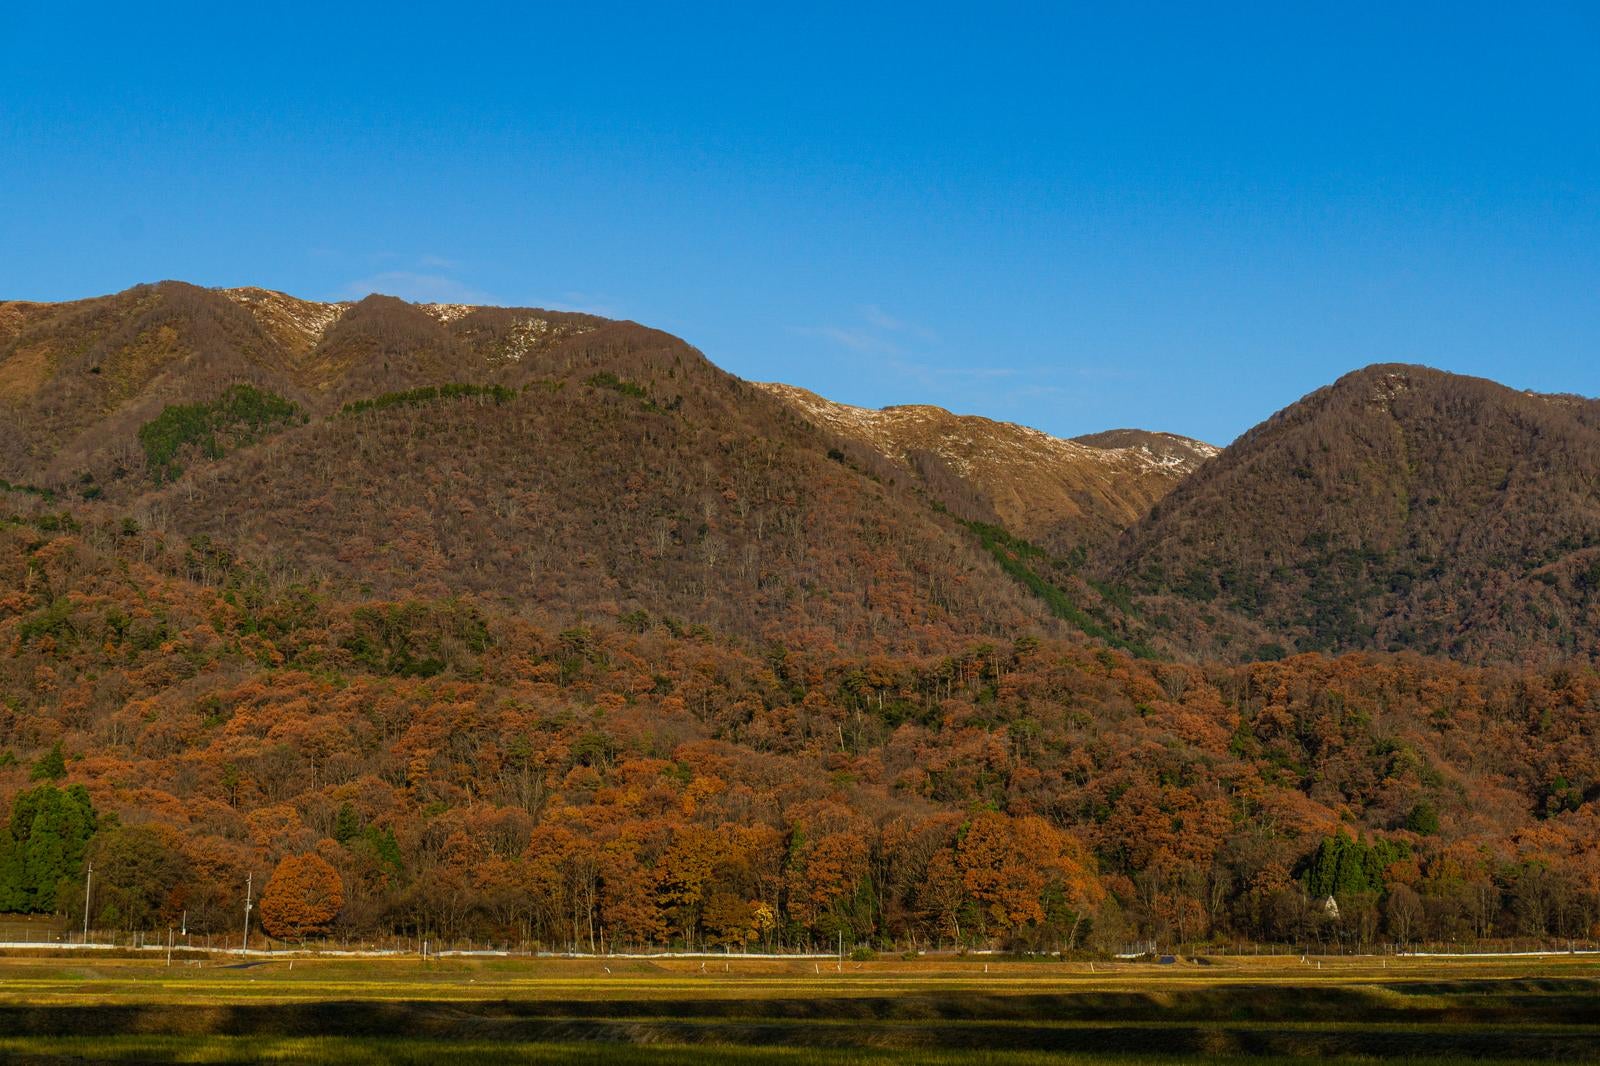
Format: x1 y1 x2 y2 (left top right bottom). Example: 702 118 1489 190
2 510 1596 950
157 320 1064 647
751 383 1216 555
1102 364 1600 663
0 283 308 483
0 283 1064 652
0 282 614 489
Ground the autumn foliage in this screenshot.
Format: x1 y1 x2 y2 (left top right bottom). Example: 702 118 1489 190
260 853 344 939
4 287 1600 953
0 509 1598 952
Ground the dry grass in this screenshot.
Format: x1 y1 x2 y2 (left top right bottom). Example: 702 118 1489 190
0 954 1596 1062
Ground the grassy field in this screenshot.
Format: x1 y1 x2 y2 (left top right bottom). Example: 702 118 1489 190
0 952 1596 1063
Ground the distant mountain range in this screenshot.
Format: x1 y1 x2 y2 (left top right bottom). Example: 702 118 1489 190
4 282 1597 666
6 281 1600 956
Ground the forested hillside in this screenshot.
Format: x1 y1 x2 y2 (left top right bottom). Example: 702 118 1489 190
3 286 1600 953
1 283 1070 654
1 501 1597 949
1102 365 1600 665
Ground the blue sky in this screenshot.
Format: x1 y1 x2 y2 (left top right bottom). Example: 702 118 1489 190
2 3 1596 445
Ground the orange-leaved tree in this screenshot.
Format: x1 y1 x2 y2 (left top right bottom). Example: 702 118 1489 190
955 810 1102 945
260 853 344 940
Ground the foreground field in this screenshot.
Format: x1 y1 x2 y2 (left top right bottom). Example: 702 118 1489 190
0 953 1597 1063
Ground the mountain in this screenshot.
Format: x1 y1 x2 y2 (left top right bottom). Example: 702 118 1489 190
0 282 1068 652
4 285 1600 957
751 383 1216 555
1102 364 1600 664
11 284 1599 668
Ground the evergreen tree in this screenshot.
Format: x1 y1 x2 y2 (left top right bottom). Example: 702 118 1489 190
0 835 28 912
28 742 66 782
333 803 362 845
1304 831 1409 902
0 784 97 912
1405 801 1441 835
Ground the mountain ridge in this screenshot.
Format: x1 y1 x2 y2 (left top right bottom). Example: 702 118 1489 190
1102 361 1600 663
7 283 1600 667
751 380 1215 555
0 281 1079 653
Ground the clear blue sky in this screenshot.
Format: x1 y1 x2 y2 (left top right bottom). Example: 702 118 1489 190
3 3 1596 445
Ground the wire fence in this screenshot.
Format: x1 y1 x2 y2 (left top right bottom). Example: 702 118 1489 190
0 926 1596 960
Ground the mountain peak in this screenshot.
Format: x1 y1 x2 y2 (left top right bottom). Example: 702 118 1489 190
752 381 1214 554
1104 362 1600 663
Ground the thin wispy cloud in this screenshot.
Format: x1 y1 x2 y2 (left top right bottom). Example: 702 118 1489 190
790 304 1098 422
415 253 462 271
789 324 902 355
882 358 1024 396
791 304 940 357
1003 383 1071 400
339 271 496 304
538 291 624 318
918 365 1019 381
861 304 939 342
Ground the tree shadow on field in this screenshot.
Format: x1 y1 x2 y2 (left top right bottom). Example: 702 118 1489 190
2 980 1598 1059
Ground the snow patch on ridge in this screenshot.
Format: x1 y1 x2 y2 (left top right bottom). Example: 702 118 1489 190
481 315 599 364
500 317 555 363
753 382 1216 477
220 287 348 345
419 303 477 325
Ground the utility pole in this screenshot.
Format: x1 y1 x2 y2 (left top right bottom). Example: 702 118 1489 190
81 863 93 944
241 872 253 955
